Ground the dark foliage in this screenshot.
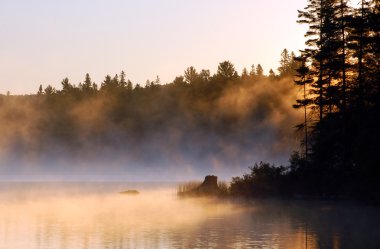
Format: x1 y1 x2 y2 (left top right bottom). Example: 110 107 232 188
292 0 380 201
230 162 287 197
230 1 379 202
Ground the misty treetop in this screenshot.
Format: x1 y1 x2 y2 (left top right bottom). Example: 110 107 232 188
0 54 300 170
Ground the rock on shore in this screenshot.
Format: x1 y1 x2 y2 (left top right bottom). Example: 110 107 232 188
179 175 224 197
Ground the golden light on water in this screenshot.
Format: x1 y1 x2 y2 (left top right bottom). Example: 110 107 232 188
0 184 376 249
0 189 240 249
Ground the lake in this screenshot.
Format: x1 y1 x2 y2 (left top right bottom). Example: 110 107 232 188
0 182 379 249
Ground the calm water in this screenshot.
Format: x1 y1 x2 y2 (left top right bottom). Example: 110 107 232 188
0 182 379 249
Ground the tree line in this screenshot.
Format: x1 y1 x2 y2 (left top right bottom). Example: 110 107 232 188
0 51 298 168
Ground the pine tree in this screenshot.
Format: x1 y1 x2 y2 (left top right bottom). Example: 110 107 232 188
293 56 314 159
294 0 380 198
241 68 249 80
278 49 292 76
112 74 120 87
337 0 350 113
126 80 133 92
184 66 198 84
37 85 43 95
268 69 276 80
353 8 379 106
61 78 74 94
249 64 256 78
290 52 300 74
199 69 210 82
80 73 94 94
100 75 112 91
155 75 161 85
120 71 127 88
216 61 238 81
256 64 264 77
298 0 334 121
44 85 56 95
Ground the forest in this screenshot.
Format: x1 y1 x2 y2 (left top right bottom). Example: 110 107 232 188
231 0 379 202
0 54 299 176
0 0 378 201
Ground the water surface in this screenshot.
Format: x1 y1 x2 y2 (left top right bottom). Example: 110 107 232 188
0 182 379 249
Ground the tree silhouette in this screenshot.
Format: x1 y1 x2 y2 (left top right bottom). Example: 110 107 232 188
278 49 292 76
249 64 256 78
80 73 96 94
241 67 249 80
199 69 211 82
44 85 56 95
293 56 313 159
268 69 276 80
216 61 238 81
37 85 43 95
184 66 198 84
256 64 264 78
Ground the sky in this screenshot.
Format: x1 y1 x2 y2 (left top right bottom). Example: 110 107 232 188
0 0 308 95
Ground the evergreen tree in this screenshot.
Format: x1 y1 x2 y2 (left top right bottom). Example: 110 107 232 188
256 64 264 77
100 75 113 91
80 73 94 94
241 68 249 80
216 61 238 81
126 80 133 92
199 69 211 82
268 69 276 80
249 64 256 78
154 75 161 85
120 71 127 88
44 85 56 95
61 78 74 94
37 85 43 95
278 49 292 76
336 0 350 113
293 56 314 159
289 52 300 75
349 0 379 108
298 0 335 121
293 0 380 199
112 74 120 87
184 66 198 84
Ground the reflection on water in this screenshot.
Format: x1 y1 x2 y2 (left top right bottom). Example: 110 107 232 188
0 182 379 249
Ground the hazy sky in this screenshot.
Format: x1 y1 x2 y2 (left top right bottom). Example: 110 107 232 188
0 0 307 94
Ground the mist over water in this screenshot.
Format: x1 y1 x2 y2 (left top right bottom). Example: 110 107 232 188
0 183 379 249
0 0 378 247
